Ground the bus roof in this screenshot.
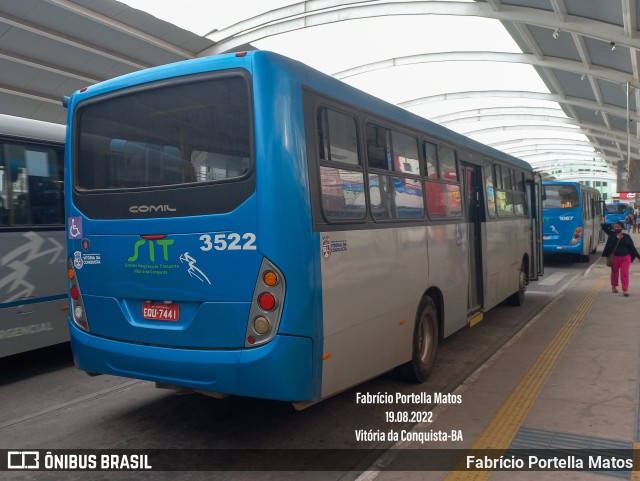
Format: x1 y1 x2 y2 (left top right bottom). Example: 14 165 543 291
542 180 600 194
0 113 65 143
70 50 532 174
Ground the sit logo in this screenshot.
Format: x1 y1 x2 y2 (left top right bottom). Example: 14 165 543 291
128 239 174 262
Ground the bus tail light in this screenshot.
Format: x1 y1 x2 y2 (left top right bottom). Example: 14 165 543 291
258 292 277 311
245 258 285 347
253 316 271 335
67 257 89 332
569 227 583 245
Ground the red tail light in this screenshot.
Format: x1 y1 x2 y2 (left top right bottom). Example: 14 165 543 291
245 259 286 347
258 292 276 311
68 257 89 331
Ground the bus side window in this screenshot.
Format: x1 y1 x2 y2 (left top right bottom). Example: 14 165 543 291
366 123 392 220
424 143 461 219
485 161 496 218
512 170 527 216
0 143 63 226
317 107 365 222
423 141 437 178
390 130 422 219
366 123 391 171
438 145 457 182
365 125 423 221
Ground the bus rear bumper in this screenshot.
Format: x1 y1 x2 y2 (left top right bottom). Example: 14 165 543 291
69 322 315 402
543 243 583 254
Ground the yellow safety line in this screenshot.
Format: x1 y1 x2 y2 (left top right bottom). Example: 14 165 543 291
444 280 605 481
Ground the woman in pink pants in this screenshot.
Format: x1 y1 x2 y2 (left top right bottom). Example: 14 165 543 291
602 221 640 296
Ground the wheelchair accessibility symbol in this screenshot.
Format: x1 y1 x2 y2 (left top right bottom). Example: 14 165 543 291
68 216 83 239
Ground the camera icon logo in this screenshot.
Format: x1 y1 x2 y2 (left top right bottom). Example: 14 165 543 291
7 451 39 469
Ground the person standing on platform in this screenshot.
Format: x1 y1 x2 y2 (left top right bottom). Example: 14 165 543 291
602 221 640 296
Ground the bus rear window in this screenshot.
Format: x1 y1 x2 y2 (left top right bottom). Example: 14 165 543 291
542 185 578 209
605 203 628 214
75 75 251 190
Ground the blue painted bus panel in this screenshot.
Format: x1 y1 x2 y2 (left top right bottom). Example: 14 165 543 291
249 54 319 343
604 202 630 226
66 51 322 401
81 295 250 348
71 230 261 302
70 322 315 401
542 209 583 253
541 181 602 256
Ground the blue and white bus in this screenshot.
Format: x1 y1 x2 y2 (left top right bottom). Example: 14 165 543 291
0 114 68 357
64 51 542 407
542 181 603 260
604 202 632 227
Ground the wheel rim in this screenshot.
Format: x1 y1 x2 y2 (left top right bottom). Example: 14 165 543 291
418 312 434 365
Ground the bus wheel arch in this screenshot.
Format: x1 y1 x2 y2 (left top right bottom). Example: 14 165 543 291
399 291 440 383
506 255 528 306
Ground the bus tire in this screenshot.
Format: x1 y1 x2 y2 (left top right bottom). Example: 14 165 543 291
507 259 527 306
400 296 439 383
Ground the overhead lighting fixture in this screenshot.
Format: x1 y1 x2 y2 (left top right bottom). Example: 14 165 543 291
581 73 586 80
552 29 559 39
610 41 616 51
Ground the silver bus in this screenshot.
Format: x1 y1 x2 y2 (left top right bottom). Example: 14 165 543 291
0 114 67 357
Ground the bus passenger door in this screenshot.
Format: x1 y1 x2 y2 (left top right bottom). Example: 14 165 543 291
526 175 544 280
462 163 483 312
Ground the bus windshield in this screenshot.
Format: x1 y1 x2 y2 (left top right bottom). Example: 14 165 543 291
75 74 251 191
542 184 579 209
605 203 628 214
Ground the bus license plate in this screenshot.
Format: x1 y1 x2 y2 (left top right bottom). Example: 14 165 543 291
142 303 180 321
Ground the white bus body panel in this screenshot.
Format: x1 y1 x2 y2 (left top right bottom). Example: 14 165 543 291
319 223 468 398
0 230 68 357
483 218 529 311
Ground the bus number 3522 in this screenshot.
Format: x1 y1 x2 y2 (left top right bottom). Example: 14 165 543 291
199 233 257 251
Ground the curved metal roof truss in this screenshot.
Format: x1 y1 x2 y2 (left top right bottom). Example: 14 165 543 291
0 0 639 189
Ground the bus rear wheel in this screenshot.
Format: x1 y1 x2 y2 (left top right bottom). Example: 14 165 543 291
400 296 439 383
506 260 527 306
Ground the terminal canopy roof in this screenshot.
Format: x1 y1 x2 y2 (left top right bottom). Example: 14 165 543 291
1 0 640 190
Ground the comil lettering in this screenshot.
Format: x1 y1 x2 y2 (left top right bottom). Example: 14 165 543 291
129 204 177 213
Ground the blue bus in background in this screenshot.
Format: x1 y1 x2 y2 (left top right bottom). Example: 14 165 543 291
64 51 542 407
542 181 603 261
604 202 632 227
